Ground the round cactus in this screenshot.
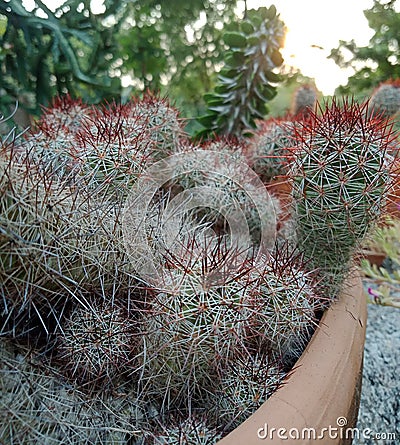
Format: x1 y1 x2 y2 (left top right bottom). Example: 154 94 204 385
290 84 318 118
75 102 151 197
245 118 295 183
289 98 397 297
370 79 400 119
126 93 186 160
139 256 258 411
148 415 221 445
55 300 137 386
208 353 284 429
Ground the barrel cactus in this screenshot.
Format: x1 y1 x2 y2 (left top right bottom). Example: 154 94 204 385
245 118 295 183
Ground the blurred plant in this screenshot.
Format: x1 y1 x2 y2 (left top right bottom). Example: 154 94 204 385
290 84 318 118
369 78 400 119
0 0 124 122
361 216 400 308
329 0 400 96
196 5 285 139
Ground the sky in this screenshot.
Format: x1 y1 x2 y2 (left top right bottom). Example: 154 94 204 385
245 0 376 95
27 0 377 95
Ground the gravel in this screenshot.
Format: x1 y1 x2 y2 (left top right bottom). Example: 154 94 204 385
353 286 399 445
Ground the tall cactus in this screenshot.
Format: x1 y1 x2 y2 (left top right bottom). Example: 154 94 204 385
196 6 285 139
289 98 398 297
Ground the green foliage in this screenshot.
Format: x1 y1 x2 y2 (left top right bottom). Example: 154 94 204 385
195 6 286 139
0 0 124 121
115 0 238 117
329 0 400 95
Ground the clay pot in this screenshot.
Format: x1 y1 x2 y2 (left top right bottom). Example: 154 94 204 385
217 270 366 445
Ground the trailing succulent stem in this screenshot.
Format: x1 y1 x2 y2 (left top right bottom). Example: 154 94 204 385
196 6 285 139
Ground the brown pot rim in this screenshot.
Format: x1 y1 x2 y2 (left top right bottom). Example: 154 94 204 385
217 269 367 445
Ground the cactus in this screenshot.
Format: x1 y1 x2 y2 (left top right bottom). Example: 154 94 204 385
245 118 295 183
148 415 221 445
208 353 284 430
290 84 318 118
370 78 400 119
0 339 141 444
196 6 285 138
139 253 258 412
289 98 398 297
55 299 138 387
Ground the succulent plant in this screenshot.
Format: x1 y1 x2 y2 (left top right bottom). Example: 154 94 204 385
196 6 285 138
290 84 318 118
289 98 398 297
370 78 400 119
55 299 138 387
208 352 284 430
0 339 142 445
139 252 258 412
148 415 221 445
245 118 295 183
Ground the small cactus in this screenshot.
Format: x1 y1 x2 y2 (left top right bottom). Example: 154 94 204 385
245 118 295 183
370 79 400 119
55 300 137 387
148 415 221 445
208 353 284 429
290 84 318 118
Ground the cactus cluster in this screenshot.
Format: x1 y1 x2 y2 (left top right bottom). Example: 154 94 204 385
1 87 398 444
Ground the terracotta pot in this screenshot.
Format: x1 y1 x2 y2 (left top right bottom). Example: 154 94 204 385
217 270 367 445
357 249 387 267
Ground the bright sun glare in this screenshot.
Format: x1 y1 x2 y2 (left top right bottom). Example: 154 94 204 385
33 0 375 96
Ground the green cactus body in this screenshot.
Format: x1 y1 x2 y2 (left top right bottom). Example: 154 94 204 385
245 119 295 183
290 99 396 297
141 261 258 409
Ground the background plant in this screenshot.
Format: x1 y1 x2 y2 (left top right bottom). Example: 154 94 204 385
195 6 285 139
361 216 400 308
